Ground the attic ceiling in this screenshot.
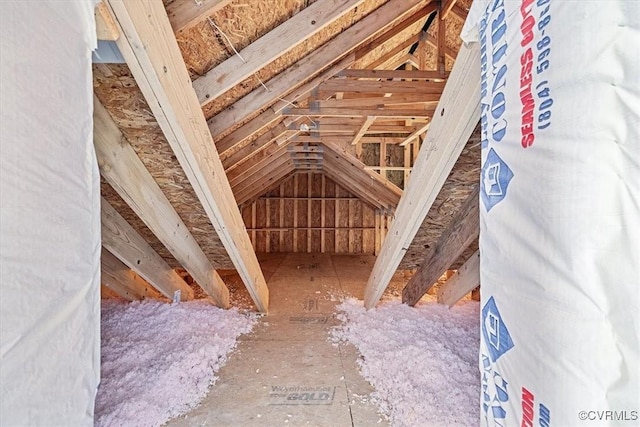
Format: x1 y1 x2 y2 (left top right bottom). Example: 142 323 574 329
94 0 479 311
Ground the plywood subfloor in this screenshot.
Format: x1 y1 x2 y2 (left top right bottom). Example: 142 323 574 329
167 254 393 427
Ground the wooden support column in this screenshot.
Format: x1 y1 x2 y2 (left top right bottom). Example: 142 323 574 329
363 42 481 308
101 248 163 301
106 0 269 312
101 198 195 301
437 249 480 307
402 186 480 306
94 97 229 307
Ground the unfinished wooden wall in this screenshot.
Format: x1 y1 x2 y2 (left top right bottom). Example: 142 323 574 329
241 172 392 254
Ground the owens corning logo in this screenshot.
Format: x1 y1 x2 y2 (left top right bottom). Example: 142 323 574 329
481 148 514 211
482 296 514 362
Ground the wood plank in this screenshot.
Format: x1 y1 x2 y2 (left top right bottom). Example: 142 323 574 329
284 107 436 118
318 79 445 94
437 249 480 307
101 248 162 301
221 122 290 169
165 0 233 33
95 2 119 41
402 186 479 306
193 0 366 105
94 97 228 307
351 116 376 145
336 69 449 80
440 0 458 20
107 0 269 312
101 198 195 301
212 54 353 147
206 0 427 139
365 34 420 69
399 121 431 146
363 42 481 309
322 141 402 208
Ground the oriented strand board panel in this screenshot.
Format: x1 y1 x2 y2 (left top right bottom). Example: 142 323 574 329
399 125 481 269
242 173 377 254
93 64 234 269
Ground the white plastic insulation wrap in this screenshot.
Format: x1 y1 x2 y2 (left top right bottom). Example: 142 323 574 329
461 0 640 426
0 1 100 425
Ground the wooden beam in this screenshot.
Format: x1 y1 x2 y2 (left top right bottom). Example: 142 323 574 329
322 141 402 209
366 35 420 69
221 121 292 170
212 55 354 149
440 0 458 20
437 249 480 307
284 107 435 118
317 94 441 108
165 0 233 33
351 116 376 146
194 0 366 105
101 248 163 301
206 0 427 139
107 0 269 312
318 79 445 94
399 121 431 146
101 198 195 301
402 186 479 306
363 42 481 309
336 69 448 80
95 2 119 41
355 1 438 61
211 0 434 153
94 97 229 307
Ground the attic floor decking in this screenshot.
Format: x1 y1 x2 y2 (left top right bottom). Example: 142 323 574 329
167 254 400 427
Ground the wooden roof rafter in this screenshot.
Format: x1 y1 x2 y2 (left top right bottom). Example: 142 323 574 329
105 0 269 312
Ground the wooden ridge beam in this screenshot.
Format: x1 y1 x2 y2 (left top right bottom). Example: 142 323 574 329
363 42 481 309
107 0 269 312
206 0 428 140
94 97 229 307
437 249 480 307
194 0 366 106
101 198 195 301
402 186 480 306
318 79 446 94
165 0 233 33
101 247 163 301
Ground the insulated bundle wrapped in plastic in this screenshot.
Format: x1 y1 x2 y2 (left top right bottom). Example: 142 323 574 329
462 0 640 425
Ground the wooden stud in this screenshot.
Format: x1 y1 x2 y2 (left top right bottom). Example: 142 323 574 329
402 186 480 306
107 0 269 312
101 198 195 301
363 42 481 309
437 249 480 307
